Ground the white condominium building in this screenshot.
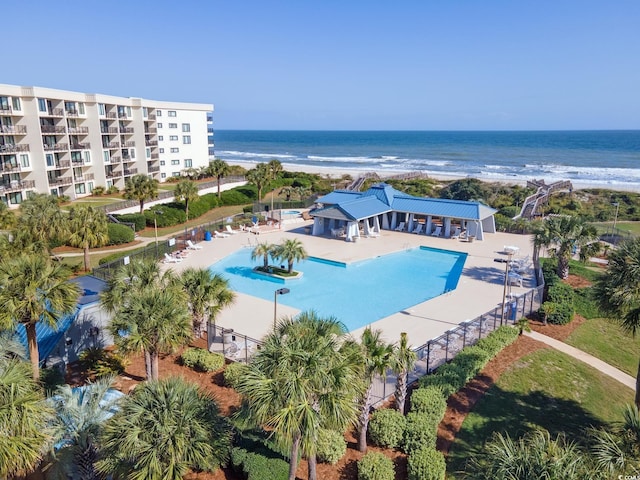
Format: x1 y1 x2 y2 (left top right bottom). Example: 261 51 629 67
0 84 213 207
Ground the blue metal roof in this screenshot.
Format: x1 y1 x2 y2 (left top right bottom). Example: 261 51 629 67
315 190 362 205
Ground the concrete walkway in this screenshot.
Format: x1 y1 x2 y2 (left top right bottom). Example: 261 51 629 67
526 330 635 390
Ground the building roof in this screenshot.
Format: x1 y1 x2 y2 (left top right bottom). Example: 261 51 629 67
313 183 497 221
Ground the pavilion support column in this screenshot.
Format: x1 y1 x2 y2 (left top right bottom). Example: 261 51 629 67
426 216 433 235
444 217 452 237
391 211 398 230
408 214 415 233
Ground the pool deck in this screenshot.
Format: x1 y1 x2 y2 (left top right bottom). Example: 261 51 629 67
162 216 535 346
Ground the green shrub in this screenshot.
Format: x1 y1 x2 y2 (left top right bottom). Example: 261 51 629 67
107 223 135 245
181 348 225 372
224 362 249 387
542 301 574 325
499 205 520 218
243 205 254 214
143 205 186 227
409 387 447 423
573 287 602 319
113 213 146 232
418 371 460 398
369 408 407 448
106 185 119 194
222 186 255 205
230 447 289 480
92 186 105 196
407 447 446 480
403 412 438 454
316 429 346 464
79 347 128 378
357 451 395 480
452 346 492 375
548 281 575 304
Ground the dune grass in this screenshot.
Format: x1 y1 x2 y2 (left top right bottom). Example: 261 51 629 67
447 348 634 478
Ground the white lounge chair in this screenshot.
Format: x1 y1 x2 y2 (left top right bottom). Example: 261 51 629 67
225 225 239 235
394 222 406 232
214 230 230 238
451 227 461 239
163 252 182 263
412 223 423 234
431 226 442 237
186 240 203 250
507 271 523 287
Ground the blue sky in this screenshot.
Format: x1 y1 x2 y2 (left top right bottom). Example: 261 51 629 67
4 1 639 130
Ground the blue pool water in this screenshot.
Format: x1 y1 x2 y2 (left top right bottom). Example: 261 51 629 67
209 247 467 332
282 210 301 215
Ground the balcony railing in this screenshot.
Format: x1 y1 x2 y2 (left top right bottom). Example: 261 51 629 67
123 168 138 176
118 113 129 119
149 153 159 159
0 144 29 153
74 173 95 182
66 109 79 117
40 125 66 134
0 106 11 114
1 125 27 134
106 112 117 119
68 126 89 134
122 155 132 162
108 155 121 163
70 142 90 150
105 170 122 178
49 160 71 169
0 180 36 193
43 143 68 152
147 113 156 120
124 141 135 147
71 157 85 165
108 142 120 149
145 140 157 146
148 166 160 173
145 127 157 133
49 176 72 186
42 108 64 117
120 127 134 134
101 127 118 134
0 163 21 173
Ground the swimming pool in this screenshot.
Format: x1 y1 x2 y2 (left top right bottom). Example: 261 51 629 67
209 247 467 332
282 210 301 216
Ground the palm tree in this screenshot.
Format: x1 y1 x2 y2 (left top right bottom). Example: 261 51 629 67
593 238 640 408
14 193 68 253
179 267 235 337
67 206 109 272
251 241 274 269
268 159 283 179
0 355 53 478
0 254 80 380
531 215 598 279
48 377 119 480
281 186 294 202
207 158 230 198
97 377 231 480
273 239 308 273
590 403 640 476
174 178 199 221
295 185 310 201
0 201 16 229
123 174 159 213
391 332 416 413
247 162 271 200
235 312 364 480
357 327 394 452
108 285 191 380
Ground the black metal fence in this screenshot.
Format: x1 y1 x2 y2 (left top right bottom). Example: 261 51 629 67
207 322 262 364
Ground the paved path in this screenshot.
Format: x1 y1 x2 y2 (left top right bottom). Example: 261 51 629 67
526 330 635 390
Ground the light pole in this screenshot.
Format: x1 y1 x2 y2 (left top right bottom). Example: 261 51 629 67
500 252 514 326
153 210 163 257
612 202 620 237
274 287 290 329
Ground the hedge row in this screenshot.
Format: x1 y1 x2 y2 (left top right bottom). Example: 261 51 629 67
107 223 135 245
357 451 395 480
540 264 576 325
230 447 289 480
181 348 225 372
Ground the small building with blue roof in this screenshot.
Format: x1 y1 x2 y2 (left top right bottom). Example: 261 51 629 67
310 183 497 241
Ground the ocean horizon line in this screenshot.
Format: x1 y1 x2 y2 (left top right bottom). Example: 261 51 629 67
215 128 640 133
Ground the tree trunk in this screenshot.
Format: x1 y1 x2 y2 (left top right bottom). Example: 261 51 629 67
217 177 221 198
139 200 144 214
558 253 570 279
76 440 99 480
395 370 407 413
288 260 293 273
288 434 301 480
185 201 189 221
84 245 91 272
144 350 152 380
151 352 159 380
357 385 373 452
636 357 640 410
307 453 317 480
26 322 40 380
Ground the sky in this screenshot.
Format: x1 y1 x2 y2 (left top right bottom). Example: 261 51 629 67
3 1 639 130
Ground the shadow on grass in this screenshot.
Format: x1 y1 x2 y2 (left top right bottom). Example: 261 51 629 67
446 385 606 477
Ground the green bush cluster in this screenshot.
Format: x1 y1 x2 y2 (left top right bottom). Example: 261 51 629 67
223 362 249 388
316 429 346 464
403 412 437 454
181 348 225 372
357 451 395 480
369 408 407 448
107 223 135 245
409 386 447 420
222 186 256 205
542 282 575 325
230 447 289 480
113 213 146 232
144 205 186 228
79 347 127 378
407 447 446 480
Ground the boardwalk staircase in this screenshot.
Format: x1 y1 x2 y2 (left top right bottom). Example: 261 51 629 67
514 179 573 220
345 170 429 191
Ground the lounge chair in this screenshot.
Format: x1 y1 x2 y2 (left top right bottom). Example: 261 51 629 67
225 225 239 235
412 223 423 234
394 222 406 232
214 230 230 238
451 227 461 239
430 226 442 237
186 240 203 250
507 271 524 287
163 252 182 263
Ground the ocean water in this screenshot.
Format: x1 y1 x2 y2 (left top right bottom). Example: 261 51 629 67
213 130 640 190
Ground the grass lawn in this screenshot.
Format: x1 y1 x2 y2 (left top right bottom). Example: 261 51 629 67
565 317 639 377
447 348 634 478
136 205 246 238
592 221 640 237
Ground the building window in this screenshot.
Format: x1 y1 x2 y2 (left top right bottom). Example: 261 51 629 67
19 154 30 168
168 111 176 117
169 135 178 141
182 123 190 132
130 149 136 159
126 106 132 117
161 173 166 179
184 158 192 168
46 154 55 167
157 123 163 128
12 97 21 111
158 136 163 141
143 107 148 118
103 151 109 162
38 98 47 112
78 102 85 115
172 172 180 177
84 151 91 164
159 148 165 153
160 160 165 166
145 148 151 158
9 192 23 204
169 123 177 129
156 110 162 117
98 103 105 115
170 147 179 153
88 182 94 192
183 135 191 144
75 183 86 194
171 159 180 165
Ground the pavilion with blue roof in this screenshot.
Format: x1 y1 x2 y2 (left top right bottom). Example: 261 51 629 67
310 183 497 241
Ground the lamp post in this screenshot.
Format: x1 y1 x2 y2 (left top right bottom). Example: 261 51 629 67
612 202 620 237
274 287 290 329
153 210 163 257
500 252 514 326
